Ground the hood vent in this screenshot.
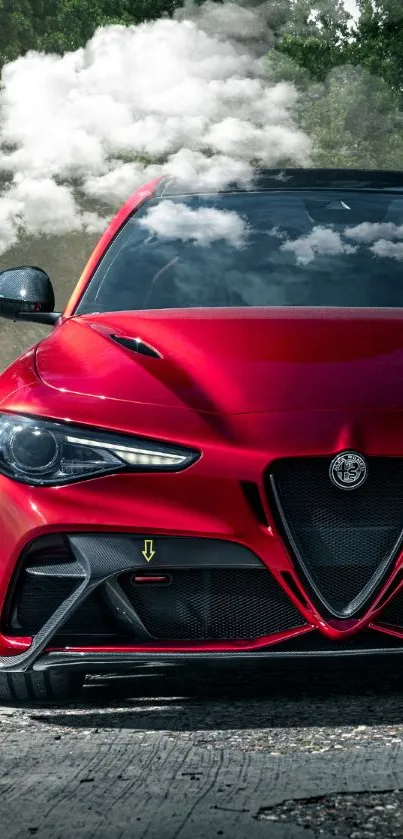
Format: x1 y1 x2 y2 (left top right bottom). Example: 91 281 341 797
111 335 161 359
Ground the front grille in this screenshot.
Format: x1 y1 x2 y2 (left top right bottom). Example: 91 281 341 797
378 589 403 629
268 458 403 617
119 568 306 640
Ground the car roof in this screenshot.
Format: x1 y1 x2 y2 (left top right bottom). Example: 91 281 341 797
154 168 403 198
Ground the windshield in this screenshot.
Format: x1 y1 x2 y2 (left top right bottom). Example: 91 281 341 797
76 190 403 313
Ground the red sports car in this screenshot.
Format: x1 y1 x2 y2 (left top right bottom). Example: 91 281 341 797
2 167 403 703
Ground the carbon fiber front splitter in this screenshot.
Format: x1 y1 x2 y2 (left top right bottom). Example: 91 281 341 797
32 645 403 673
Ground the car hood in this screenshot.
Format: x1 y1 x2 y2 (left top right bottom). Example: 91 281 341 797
35 308 403 415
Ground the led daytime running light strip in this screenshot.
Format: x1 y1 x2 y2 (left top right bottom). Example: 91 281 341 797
65 435 186 466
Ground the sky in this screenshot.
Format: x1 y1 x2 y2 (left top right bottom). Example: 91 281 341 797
343 0 359 19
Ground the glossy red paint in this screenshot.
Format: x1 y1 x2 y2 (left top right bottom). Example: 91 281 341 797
2 175 403 669
35 308 403 414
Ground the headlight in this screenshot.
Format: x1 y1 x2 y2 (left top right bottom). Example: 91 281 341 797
0 414 199 486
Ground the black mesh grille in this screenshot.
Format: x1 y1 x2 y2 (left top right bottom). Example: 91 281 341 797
62 592 118 636
379 590 403 628
17 575 77 631
119 568 306 640
268 458 403 617
9 572 118 637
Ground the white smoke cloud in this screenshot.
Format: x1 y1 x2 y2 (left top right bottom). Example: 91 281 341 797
0 8 312 255
176 0 274 49
280 226 357 265
138 199 248 247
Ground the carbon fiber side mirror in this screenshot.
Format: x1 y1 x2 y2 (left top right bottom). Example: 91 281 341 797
0 266 58 324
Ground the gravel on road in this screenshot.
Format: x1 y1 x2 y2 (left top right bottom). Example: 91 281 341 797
1 658 403 839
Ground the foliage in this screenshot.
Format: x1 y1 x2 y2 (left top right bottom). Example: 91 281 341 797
0 0 184 67
298 64 403 169
269 0 403 169
350 1 403 103
275 0 354 82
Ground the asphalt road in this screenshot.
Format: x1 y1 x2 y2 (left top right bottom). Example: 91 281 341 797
1 659 403 839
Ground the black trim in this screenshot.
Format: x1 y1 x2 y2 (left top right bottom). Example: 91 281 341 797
101 578 154 640
110 335 161 358
68 535 266 570
156 169 403 197
240 481 269 527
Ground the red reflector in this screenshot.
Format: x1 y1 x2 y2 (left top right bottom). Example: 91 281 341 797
132 575 171 585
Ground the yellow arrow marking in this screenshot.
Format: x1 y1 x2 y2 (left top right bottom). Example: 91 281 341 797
142 539 155 563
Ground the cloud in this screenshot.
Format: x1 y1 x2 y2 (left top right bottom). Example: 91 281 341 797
137 199 248 247
267 226 287 239
280 226 357 265
344 222 403 243
371 240 403 261
342 0 359 22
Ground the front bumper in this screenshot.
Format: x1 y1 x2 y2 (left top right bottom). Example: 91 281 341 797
3 531 403 673
3 440 403 673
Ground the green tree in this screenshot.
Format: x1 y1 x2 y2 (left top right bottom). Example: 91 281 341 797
0 0 35 66
297 64 403 169
350 1 403 103
0 0 185 69
276 0 354 82
273 1 403 105
264 0 403 170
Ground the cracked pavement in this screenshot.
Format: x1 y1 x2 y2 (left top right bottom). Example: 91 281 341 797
1 658 403 838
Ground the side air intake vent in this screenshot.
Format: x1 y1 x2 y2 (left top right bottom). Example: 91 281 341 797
240 481 269 526
111 335 161 358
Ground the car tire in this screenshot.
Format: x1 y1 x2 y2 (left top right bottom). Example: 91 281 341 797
0 671 85 704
